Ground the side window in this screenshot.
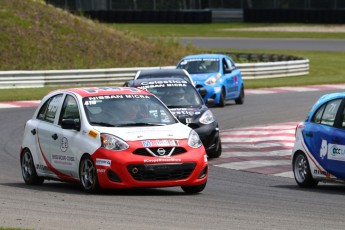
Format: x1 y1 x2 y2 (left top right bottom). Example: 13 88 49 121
59 95 80 125
319 99 342 126
222 58 229 72
342 105 345 128
226 58 234 70
37 94 63 123
312 104 326 124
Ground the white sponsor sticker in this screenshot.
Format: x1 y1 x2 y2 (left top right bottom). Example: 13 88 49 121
96 158 111 166
328 144 345 162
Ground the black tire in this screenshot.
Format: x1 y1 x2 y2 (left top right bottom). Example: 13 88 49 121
207 139 222 159
181 181 207 194
79 155 99 193
235 85 245 105
218 89 226 107
21 149 44 185
293 152 318 188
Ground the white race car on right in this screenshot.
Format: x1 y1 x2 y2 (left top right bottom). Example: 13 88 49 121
292 92 345 187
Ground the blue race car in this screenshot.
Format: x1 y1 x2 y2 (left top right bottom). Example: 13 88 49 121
292 92 345 187
176 54 244 107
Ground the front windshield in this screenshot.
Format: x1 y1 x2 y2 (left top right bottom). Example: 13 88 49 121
83 94 177 127
138 74 191 83
144 84 203 108
177 58 219 74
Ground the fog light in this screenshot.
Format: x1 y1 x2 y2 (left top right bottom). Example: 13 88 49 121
198 166 208 179
107 169 122 182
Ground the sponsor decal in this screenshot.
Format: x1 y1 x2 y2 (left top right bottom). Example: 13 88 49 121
320 139 327 159
88 130 98 138
328 144 345 162
142 140 152 147
36 164 51 173
52 154 76 166
60 137 68 152
96 158 111 166
141 140 179 147
97 169 106 173
185 118 192 124
143 158 182 163
204 154 208 163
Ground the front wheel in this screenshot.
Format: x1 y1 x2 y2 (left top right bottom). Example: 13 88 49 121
218 89 226 107
181 181 207 194
293 152 318 188
207 140 222 159
21 149 44 185
79 155 99 193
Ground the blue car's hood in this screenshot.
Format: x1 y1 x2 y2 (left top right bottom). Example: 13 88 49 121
190 73 217 82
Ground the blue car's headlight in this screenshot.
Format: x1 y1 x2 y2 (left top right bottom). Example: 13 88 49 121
199 110 215 124
101 134 129 151
205 73 221 85
188 130 202 148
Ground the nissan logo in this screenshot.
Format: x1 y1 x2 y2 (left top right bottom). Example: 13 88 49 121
157 148 166 156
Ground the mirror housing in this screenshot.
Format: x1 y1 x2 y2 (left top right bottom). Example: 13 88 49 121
61 119 80 131
198 88 207 97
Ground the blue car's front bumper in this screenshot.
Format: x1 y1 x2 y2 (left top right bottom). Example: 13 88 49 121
195 82 222 104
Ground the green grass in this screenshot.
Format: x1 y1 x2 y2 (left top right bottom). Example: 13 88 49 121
111 23 345 39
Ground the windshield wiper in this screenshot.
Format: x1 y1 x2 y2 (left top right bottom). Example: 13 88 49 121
116 122 166 127
89 122 115 127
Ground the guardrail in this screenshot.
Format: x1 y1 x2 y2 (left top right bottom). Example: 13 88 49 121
0 59 309 89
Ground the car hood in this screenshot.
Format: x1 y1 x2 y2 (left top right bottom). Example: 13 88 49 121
169 107 203 118
190 73 217 82
93 123 191 141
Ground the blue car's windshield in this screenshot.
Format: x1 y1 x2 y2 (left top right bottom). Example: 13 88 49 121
177 59 219 74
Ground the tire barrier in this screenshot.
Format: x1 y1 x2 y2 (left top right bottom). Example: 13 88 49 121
244 9 345 24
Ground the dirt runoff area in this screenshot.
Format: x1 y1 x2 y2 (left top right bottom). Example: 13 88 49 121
223 25 345 33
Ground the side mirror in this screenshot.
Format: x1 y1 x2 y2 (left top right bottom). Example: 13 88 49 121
224 68 232 74
206 99 216 108
198 88 207 97
61 119 80 131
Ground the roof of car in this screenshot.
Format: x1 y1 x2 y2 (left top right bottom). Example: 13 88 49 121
48 86 151 98
179 54 226 60
138 69 187 76
308 92 345 116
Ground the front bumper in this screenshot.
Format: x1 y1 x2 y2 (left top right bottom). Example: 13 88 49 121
91 140 208 189
196 84 221 104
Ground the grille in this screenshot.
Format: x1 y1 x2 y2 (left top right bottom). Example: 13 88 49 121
133 147 186 157
127 163 196 181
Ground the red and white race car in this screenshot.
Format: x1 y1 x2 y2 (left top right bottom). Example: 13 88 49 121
20 87 208 194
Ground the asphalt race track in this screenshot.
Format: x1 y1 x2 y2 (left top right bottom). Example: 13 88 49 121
2 88 345 230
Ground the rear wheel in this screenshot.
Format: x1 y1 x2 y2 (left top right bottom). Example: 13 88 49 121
293 152 318 188
235 86 244 105
79 155 99 193
181 181 207 194
21 149 44 185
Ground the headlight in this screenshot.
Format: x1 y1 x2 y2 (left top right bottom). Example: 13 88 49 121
199 110 215 124
101 134 129 151
188 130 202 148
205 73 221 85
